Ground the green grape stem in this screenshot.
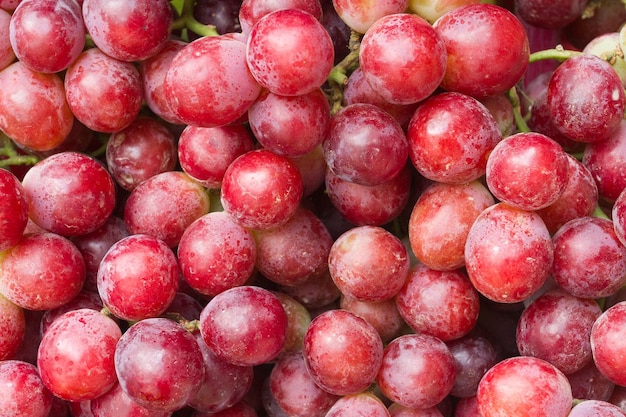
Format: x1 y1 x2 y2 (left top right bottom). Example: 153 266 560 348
170 0 219 39
0 134 39 168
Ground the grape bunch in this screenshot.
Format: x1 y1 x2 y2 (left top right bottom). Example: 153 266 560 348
1 0 626 416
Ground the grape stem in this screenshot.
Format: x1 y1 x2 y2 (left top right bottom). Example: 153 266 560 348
529 46 582 64
0 134 39 168
325 31 362 115
507 87 531 133
170 0 219 39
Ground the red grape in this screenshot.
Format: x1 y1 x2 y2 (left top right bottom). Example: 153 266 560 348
323 103 408 186
22 151 116 236
90 383 171 417
0 232 85 310
65 47 143 133
178 124 255 189
114 317 205 412
485 132 569 211
551 216 626 299
324 163 412 227
40 290 104 336
328 225 410 302
278 268 342 311
189 333 254 414
408 180 495 271
591 301 626 386
568 360 616 402
359 12 446 105
248 88 331 157
407 92 502 184
200 285 288 366
0 61 74 151
288 145 327 198
37 308 122 401
9 0 85 73
332 0 409 33
0 360 54 417
238 0 322 36
269 352 340 417
516 289 602 374
447 335 498 398
515 0 587 29
106 116 178 191
82 0 173 62
97 234 180 321
0 168 28 251
464 203 553 303
476 356 573 417
433 3 530 99
220 149 303 230
325 392 390 417
569 399 626 417
340 294 405 343
246 8 334 96
548 54 625 143
388 402 444 417
164 35 261 127
255 206 333 287
537 154 598 235
303 309 383 395
123 171 211 247
376 333 457 409
396 264 480 342
177 211 257 297
0 8 14 70
0 293 25 360
407 0 480 24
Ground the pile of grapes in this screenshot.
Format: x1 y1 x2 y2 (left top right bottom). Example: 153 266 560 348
2 0 626 416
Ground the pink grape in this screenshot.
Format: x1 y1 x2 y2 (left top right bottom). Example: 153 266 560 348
329 225 410 302
177 211 257 297
21 151 116 236
273 291 312 356
105 116 178 191
323 103 409 186
40 290 104 336
464 203 553 303
388 402 444 417
0 232 85 311
339 294 405 343
433 3 530 99
64 47 143 133
288 145 327 198
303 309 383 396
82 0 173 62
164 35 261 127
37 309 122 401
485 132 569 211
568 400 626 417
9 0 85 73
200 285 288 366
407 92 502 184
246 8 334 96
123 171 211 247
359 13 447 105
0 360 54 417
114 317 205 412
0 168 28 251
97 234 180 321
376 333 457 409
0 61 74 151
396 264 480 342
278 268 342 311
220 149 303 230
476 356 573 417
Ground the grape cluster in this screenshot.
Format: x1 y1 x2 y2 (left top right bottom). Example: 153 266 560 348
1 0 626 417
